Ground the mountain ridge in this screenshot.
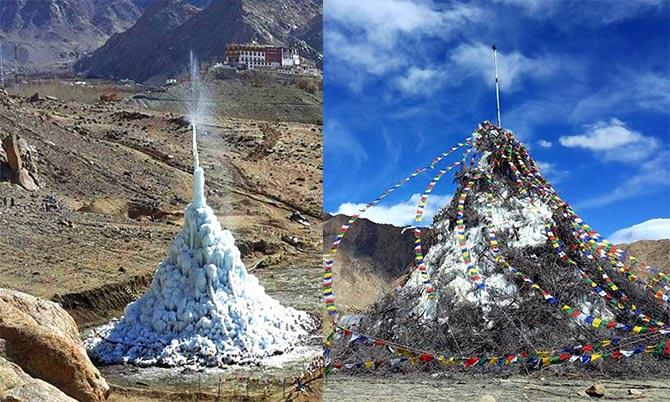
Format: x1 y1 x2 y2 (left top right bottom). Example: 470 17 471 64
75 0 322 82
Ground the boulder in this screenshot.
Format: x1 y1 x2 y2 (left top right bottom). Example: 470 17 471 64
0 134 38 191
0 289 109 402
1 135 21 173
0 356 76 402
585 383 605 398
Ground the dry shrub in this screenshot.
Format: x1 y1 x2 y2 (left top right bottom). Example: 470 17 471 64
296 76 319 94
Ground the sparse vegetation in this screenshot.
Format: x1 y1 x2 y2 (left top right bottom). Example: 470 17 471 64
296 76 320 94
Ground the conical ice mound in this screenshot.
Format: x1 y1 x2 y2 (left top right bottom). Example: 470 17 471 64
86 168 313 367
334 122 669 374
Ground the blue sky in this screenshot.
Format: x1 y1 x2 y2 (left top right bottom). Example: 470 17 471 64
323 0 670 242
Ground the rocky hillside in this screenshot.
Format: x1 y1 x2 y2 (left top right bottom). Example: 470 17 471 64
292 12 323 67
619 239 670 273
323 214 425 311
0 0 143 71
71 0 200 81
75 0 322 82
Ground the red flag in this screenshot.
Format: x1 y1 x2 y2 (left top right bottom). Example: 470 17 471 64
464 357 479 367
419 353 434 362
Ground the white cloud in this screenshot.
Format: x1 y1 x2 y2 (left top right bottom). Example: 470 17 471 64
324 118 368 164
537 140 552 148
559 119 658 163
609 218 670 244
502 69 669 137
333 193 452 227
575 151 670 209
449 42 559 92
571 71 670 121
494 0 667 25
535 160 568 184
393 67 445 96
325 0 482 92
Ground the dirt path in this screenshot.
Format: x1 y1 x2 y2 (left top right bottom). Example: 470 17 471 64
324 374 670 401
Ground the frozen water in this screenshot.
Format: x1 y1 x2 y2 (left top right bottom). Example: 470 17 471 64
86 167 313 367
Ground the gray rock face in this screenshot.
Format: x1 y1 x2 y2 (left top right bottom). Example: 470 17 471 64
0 0 143 70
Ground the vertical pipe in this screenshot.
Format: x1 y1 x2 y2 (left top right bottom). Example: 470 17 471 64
192 124 199 170
492 44 502 128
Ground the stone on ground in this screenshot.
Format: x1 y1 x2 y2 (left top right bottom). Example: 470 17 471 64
0 356 76 402
585 383 605 398
0 288 109 402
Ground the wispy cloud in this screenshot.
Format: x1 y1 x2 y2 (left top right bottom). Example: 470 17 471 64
537 140 552 148
575 149 669 209
324 118 368 164
609 218 670 243
393 66 446 96
536 161 569 184
325 0 482 93
494 0 667 25
558 118 668 209
559 118 658 163
333 193 453 227
571 71 670 121
449 42 561 92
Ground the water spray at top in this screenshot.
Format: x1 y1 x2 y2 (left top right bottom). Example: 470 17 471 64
187 51 212 166
187 50 211 207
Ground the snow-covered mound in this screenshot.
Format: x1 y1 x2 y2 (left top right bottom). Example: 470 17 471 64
86 168 313 367
332 121 668 372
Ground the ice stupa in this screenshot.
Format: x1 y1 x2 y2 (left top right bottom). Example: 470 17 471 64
332 121 668 370
86 126 313 367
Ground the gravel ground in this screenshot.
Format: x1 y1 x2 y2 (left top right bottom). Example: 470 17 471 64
324 373 670 401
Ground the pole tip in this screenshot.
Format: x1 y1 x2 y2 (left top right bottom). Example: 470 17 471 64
492 44 497 51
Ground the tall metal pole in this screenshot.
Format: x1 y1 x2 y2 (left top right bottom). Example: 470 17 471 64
492 44 502 128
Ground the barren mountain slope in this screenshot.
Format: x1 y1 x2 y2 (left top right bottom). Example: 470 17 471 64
323 214 424 311
619 239 670 273
72 0 200 81
0 0 143 70
75 0 322 82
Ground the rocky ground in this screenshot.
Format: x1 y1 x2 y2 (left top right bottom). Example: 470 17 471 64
0 77 321 400
324 373 670 401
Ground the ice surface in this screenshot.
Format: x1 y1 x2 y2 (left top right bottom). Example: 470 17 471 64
86 167 313 367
